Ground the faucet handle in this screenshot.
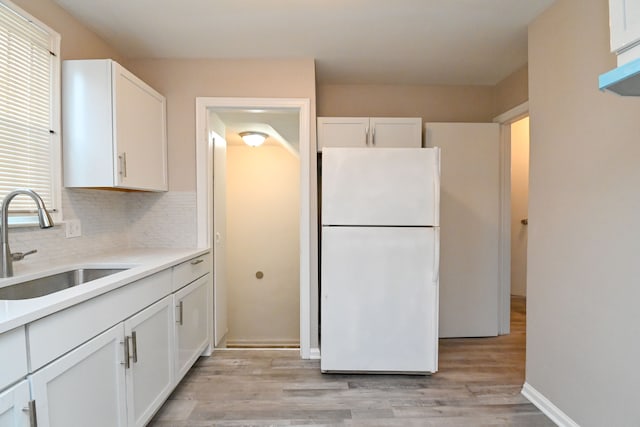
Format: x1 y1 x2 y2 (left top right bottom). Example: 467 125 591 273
11 249 37 261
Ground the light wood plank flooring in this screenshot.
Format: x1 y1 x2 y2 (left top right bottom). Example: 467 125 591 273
150 296 553 426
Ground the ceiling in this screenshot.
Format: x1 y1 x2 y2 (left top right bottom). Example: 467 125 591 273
53 0 555 86
215 110 300 154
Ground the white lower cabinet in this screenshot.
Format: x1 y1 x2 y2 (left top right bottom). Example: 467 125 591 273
174 275 210 382
124 296 174 427
29 297 176 427
2 252 211 427
30 324 127 427
0 380 31 427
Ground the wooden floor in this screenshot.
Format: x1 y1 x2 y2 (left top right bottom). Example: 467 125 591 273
150 297 554 426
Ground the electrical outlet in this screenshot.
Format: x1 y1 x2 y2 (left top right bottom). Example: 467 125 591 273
65 219 82 238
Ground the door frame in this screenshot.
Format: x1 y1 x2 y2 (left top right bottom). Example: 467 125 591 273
493 101 529 335
195 97 316 359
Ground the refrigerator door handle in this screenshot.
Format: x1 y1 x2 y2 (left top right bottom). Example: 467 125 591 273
433 227 440 283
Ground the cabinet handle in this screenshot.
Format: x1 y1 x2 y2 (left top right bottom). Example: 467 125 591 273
119 152 128 178
365 127 369 146
122 338 130 369
131 331 138 364
177 301 184 325
190 259 204 265
22 400 37 427
372 127 376 146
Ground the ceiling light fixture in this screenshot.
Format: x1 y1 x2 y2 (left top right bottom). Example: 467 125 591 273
239 131 268 147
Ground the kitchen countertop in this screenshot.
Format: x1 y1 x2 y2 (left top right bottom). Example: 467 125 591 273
0 247 210 334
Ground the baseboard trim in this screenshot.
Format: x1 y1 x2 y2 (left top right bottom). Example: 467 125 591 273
226 339 300 348
309 347 321 360
522 382 580 427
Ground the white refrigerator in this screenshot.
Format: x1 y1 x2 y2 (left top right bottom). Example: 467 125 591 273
320 147 440 374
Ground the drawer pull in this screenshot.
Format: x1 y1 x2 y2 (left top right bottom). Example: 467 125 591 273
190 259 204 265
121 339 130 369
131 331 138 364
22 400 37 427
177 301 184 325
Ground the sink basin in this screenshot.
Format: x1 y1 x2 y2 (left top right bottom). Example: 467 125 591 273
0 268 129 300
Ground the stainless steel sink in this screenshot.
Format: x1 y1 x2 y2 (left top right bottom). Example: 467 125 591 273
0 268 129 300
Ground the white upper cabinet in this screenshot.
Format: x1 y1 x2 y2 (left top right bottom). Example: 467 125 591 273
609 0 640 64
63 59 168 191
317 117 422 151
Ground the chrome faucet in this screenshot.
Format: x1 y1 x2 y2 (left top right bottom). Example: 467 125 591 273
1 189 54 278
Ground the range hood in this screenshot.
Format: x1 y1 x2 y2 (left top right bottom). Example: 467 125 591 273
599 57 640 96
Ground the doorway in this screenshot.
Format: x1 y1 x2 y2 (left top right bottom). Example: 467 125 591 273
496 102 529 334
195 97 315 358
510 117 530 298
211 109 301 348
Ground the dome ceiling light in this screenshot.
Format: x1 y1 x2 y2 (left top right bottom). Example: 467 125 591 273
239 131 268 147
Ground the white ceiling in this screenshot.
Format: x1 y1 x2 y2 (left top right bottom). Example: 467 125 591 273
215 110 300 154
53 0 555 86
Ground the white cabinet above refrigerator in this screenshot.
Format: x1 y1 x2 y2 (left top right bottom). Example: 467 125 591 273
317 117 422 151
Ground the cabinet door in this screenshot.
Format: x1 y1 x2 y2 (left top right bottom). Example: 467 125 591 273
0 327 28 391
112 62 168 191
30 324 127 427
0 380 31 427
370 117 422 148
317 117 369 151
610 0 640 55
124 295 174 427
174 275 210 382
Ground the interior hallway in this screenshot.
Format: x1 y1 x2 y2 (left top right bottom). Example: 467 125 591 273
150 296 553 426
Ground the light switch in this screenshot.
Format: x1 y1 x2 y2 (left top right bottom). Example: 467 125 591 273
65 219 82 238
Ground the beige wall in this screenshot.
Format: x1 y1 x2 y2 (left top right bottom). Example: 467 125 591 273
527 0 640 425
11 0 126 63
510 117 529 297
317 84 496 122
226 144 300 345
494 65 528 115
128 58 316 192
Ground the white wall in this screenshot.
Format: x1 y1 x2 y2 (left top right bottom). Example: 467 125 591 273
510 117 529 297
527 0 640 425
225 144 300 346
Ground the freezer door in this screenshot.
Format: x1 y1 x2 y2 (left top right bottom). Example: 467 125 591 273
322 148 440 226
320 226 438 373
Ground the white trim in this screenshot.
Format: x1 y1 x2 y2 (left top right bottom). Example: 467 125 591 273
309 347 321 360
494 101 529 335
498 123 511 335
522 382 580 427
493 101 529 124
226 339 300 348
195 97 314 360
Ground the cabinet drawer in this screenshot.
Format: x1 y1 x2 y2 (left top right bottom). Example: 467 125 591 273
0 327 27 390
172 253 210 292
28 269 171 371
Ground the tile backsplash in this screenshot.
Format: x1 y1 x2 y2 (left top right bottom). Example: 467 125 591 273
127 191 197 248
8 189 197 270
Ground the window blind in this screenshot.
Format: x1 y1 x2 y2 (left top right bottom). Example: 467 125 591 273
0 2 55 213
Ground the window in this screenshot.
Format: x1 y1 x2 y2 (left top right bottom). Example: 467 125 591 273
0 0 60 224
